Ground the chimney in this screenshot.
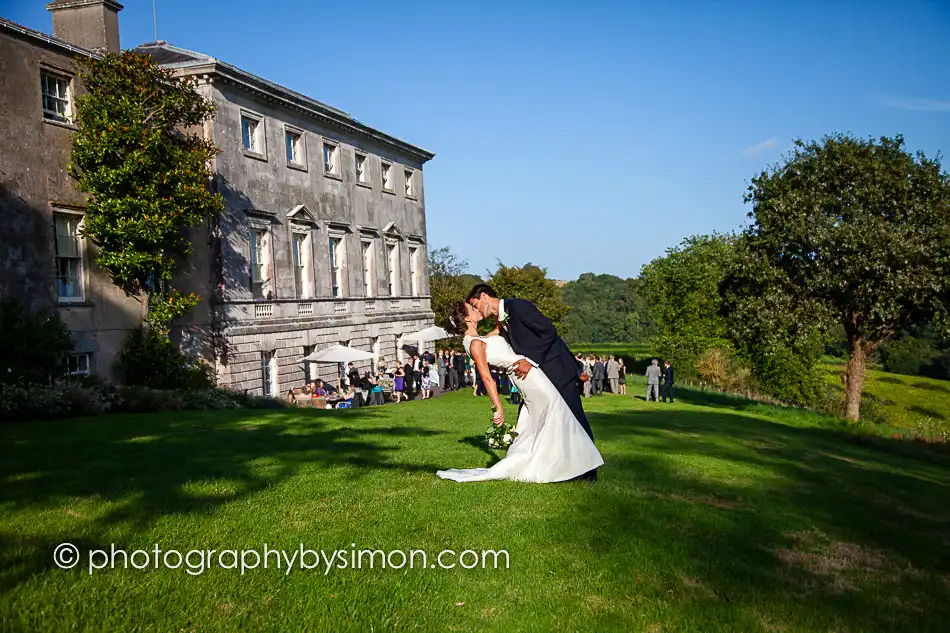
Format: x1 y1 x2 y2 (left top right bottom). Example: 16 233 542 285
46 0 123 53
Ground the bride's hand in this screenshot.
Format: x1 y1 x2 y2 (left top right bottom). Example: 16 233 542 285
492 409 505 426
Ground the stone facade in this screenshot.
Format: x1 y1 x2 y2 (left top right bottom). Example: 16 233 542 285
134 42 437 396
0 5 435 392
0 15 144 381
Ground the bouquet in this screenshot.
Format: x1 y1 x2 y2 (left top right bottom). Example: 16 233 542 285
485 405 518 449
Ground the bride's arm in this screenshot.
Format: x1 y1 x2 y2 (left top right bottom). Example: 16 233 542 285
468 340 505 424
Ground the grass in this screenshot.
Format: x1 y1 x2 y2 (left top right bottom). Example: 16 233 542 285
821 365 950 435
2 391 950 632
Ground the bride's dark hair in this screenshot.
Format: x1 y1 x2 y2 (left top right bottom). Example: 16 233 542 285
445 300 469 336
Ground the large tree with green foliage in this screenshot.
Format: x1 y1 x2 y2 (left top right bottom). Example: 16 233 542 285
639 234 737 371
728 134 950 421
561 273 654 344
487 263 570 333
69 51 224 333
428 246 469 331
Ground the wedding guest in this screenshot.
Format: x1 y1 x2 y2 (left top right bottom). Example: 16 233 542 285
606 355 620 394
618 358 627 395
661 360 675 403
403 358 415 400
377 369 393 400
448 351 460 390
437 353 447 392
421 360 432 399
578 353 592 398
592 356 605 396
393 367 406 403
645 359 662 402
412 353 423 393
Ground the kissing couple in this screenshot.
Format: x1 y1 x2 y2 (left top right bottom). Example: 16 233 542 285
436 284 603 484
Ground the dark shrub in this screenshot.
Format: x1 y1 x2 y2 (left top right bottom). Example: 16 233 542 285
0 299 73 385
115 327 214 390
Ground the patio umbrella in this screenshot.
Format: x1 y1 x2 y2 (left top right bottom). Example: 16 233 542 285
400 325 452 343
302 344 375 363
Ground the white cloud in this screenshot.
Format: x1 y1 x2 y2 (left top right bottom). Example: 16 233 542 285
741 137 778 157
882 97 950 112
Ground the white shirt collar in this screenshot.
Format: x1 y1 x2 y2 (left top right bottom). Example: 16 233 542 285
498 299 507 324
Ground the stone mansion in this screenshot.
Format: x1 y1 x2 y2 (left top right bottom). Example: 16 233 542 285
0 1 436 396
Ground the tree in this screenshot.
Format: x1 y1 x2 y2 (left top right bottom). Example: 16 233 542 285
732 134 950 421
639 234 737 371
69 51 224 334
561 273 654 344
428 246 470 338
720 237 827 405
487 263 570 333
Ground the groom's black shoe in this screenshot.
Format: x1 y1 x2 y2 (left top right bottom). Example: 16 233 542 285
568 469 598 485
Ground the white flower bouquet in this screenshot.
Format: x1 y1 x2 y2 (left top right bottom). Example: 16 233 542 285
485 405 518 449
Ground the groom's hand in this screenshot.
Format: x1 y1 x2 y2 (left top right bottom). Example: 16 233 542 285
512 359 533 379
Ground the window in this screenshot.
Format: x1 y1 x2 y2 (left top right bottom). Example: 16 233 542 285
249 227 269 299
387 242 399 296
285 129 303 165
409 246 419 296
241 114 264 154
303 345 316 383
261 350 277 397
329 236 345 298
362 239 375 297
42 72 71 122
66 353 91 376
323 141 338 175
292 230 312 298
54 213 83 301
381 161 392 191
355 153 367 183
405 169 414 198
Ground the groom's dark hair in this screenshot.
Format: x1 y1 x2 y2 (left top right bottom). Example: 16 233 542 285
466 284 497 302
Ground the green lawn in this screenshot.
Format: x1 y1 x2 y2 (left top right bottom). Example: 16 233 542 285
2 391 949 632
822 365 950 436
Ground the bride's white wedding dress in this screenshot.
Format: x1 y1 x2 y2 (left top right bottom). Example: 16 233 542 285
436 335 604 483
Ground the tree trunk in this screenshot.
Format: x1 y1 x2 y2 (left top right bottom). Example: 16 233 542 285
844 338 867 422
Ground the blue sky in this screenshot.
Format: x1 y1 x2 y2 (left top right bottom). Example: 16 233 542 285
5 0 950 280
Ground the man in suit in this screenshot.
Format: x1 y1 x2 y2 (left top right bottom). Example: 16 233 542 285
403 358 415 400
347 363 360 391
452 350 466 389
592 357 605 396
645 359 662 402
437 353 447 392
467 283 598 482
661 360 675 403
606 356 620 394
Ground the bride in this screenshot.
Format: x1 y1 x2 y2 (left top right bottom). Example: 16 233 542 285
436 301 604 483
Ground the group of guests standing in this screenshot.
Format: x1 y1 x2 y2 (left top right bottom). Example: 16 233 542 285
368 349 475 403
577 354 627 397
336 348 676 407
574 354 676 403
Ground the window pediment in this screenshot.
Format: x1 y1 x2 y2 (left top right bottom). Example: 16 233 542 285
287 204 318 226
382 221 403 239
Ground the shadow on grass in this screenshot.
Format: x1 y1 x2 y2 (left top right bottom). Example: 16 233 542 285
569 407 950 631
0 407 445 591
909 405 947 421
912 381 950 394
459 434 501 468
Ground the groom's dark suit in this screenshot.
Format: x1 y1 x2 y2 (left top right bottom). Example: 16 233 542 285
499 299 597 456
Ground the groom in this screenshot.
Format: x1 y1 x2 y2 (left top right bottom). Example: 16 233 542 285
467 284 598 482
